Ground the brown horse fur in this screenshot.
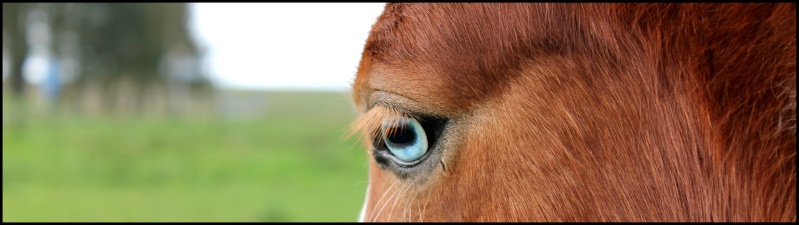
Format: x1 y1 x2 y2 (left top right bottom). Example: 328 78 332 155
350 3 796 222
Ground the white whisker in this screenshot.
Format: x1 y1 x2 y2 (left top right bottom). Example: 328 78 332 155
372 180 403 222
388 182 412 222
370 180 400 222
421 187 434 222
385 182 409 221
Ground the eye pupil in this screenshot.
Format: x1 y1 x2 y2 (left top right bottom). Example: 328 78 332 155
386 126 416 144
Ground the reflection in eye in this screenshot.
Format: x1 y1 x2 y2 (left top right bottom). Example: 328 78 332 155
381 117 428 162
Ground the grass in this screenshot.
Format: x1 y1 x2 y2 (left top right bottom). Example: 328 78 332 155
2 91 370 222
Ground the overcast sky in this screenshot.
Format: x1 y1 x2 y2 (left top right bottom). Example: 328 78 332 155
189 3 386 91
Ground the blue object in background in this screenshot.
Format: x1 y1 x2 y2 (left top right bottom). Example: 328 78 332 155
42 59 62 105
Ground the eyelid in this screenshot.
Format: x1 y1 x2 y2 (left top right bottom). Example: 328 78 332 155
369 91 424 112
373 103 448 127
373 103 420 120
369 90 449 120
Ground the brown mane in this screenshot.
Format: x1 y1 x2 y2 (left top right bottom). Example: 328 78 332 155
352 3 796 222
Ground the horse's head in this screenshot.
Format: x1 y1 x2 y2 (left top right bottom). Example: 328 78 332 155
350 3 796 222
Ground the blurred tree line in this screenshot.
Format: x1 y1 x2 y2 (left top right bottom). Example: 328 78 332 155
3 3 214 116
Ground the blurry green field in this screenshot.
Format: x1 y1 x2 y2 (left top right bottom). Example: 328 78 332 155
2 91 370 222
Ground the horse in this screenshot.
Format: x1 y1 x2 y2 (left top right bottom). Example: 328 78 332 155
349 3 796 222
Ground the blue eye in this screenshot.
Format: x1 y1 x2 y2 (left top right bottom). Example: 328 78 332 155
381 117 428 162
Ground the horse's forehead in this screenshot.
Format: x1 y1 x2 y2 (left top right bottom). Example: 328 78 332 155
354 3 568 113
